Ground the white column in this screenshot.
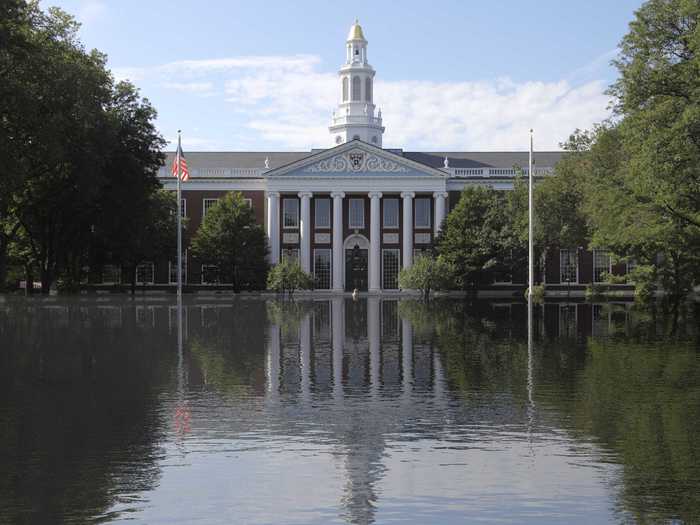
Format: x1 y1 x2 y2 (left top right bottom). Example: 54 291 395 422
299 191 313 273
267 192 280 264
266 323 280 399
332 297 344 399
434 191 447 236
368 191 382 292
368 297 380 396
401 192 414 269
299 313 311 403
331 191 345 292
401 318 413 395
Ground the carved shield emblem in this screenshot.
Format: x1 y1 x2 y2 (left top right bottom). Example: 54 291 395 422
349 152 364 171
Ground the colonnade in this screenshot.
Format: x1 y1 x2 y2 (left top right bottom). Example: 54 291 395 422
264 298 447 398
266 191 449 290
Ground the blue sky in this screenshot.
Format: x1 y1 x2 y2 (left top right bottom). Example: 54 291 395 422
43 0 643 151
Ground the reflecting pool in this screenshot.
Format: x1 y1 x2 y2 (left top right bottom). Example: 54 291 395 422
0 297 698 524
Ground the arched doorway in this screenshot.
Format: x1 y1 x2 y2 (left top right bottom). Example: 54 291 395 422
344 234 369 292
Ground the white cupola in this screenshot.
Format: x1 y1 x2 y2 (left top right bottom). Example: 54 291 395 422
329 20 385 147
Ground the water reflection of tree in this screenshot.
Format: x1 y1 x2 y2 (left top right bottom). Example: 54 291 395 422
188 301 268 396
569 339 700 523
399 299 530 395
403 298 700 523
0 301 175 523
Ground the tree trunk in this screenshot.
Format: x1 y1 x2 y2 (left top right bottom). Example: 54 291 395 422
25 265 34 295
0 246 7 291
232 263 239 293
131 265 137 295
40 264 53 295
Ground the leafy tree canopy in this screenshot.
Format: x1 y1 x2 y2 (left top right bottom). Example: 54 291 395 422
191 192 269 291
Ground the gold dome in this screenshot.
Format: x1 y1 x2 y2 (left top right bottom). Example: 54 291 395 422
347 19 366 41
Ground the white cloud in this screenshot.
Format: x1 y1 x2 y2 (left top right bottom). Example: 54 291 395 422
163 82 215 95
114 54 612 150
76 0 106 25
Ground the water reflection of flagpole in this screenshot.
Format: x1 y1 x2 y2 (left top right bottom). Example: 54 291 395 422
174 295 191 437
526 296 535 440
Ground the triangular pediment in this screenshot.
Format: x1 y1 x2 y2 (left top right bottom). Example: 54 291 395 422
266 140 446 177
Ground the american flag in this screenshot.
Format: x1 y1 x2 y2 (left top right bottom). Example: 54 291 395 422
171 136 189 182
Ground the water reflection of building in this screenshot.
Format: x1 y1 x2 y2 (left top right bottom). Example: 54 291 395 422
264 298 447 524
265 298 447 402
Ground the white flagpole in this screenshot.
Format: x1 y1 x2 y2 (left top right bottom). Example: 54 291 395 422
528 129 534 298
176 130 183 299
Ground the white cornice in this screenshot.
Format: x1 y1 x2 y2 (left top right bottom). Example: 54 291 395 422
159 178 266 191
265 139 447 178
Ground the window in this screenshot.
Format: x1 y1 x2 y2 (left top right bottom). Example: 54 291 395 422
559 305 577 337
313 249 332 289
413 248 430 261
381 300 399 339
135 262 154 284
382 249 400 290
493 250 513 284
371 136 378 144
181 198 187 218
283 198 299 228
102 264 121 284
348 198 364 228
282 248 299 262
593 249 611 283
201 264 220 285
169 254 188 284
342 77 349 101
244 198 252 208
352 76 361 101
135 306 155 327
383 198 399 228
315 198 331 229
414 198 431 228
336 135 342 144
560 249 578 283
365 77 372 102
203 198 219 218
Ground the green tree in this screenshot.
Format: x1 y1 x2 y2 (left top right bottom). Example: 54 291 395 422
589 0 700 297
266 258 313 296
91 82 168 294
0 3 166 293
5 6 112 293
436 186 511 290
398 253 453 300
535 130 595 252
191 192 269 291
101 190 178 295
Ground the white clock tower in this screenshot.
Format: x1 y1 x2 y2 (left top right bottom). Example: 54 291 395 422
329 20 385 147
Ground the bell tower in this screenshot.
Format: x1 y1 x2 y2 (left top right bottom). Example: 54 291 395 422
329 20 385 147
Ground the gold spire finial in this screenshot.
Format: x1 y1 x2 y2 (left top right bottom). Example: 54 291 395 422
347 20 366 41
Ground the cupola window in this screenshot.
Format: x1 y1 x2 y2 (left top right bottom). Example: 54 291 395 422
352 76 361 101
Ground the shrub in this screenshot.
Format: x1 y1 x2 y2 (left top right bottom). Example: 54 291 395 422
266 258 313 296
525 284 545 303
585 283 606 300
398 254 454 300
628 264 656 302
603 272 628 285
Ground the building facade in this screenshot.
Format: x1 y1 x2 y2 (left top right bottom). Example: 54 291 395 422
148 21 578 292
